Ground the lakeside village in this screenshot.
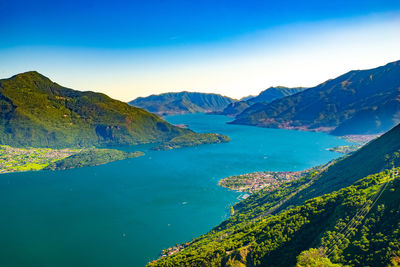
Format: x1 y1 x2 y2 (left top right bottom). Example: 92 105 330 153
0 145 80 174
218 170 309 194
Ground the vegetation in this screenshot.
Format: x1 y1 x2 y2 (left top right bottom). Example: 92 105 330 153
147 123 400 266
283 122 400 205
0 145 81 173
148 168 400 267
0 145 143 173
0 72 231 150
296 248 341 267
232 60 400 135
45 149 144 170
129 91 235 116
152 133 230 150
0 71 191 148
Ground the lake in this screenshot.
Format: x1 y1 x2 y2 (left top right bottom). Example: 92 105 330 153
0 114 349 266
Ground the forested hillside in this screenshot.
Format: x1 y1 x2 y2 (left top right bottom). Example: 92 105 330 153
0 72 229 149
129 91 234 115
232 60 400 135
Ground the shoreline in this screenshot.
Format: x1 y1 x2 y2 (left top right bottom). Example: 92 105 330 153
227 120 384 141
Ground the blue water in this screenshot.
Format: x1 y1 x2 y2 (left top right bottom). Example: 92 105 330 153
0 114 349 266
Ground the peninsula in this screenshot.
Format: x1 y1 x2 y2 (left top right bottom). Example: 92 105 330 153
0 146 144 174
152 133 230 150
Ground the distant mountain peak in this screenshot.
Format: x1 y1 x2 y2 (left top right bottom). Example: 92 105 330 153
129 91 235 116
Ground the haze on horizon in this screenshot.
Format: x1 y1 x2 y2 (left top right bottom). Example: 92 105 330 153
1 0 400 101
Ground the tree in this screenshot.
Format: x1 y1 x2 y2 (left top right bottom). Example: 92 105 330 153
296 248 341 267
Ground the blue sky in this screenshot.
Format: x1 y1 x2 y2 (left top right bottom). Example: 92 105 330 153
1 0 400 100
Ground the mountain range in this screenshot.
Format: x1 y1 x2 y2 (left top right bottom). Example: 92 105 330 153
129 91 235 115
232 60 400 135
0 72 226 148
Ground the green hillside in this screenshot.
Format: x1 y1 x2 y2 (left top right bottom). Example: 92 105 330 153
129 91 235 115
232 60 400 135
148 123 400 266
280 122 400 207
0 72 219 148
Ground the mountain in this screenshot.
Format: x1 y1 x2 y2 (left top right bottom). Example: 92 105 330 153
272 120 400 211
148 123 400 266
249 86 305 103
218 101 252 117
0 72 221 148
219 86 305 116
232 60 400 135
240 95 256 101
129 91 235 116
